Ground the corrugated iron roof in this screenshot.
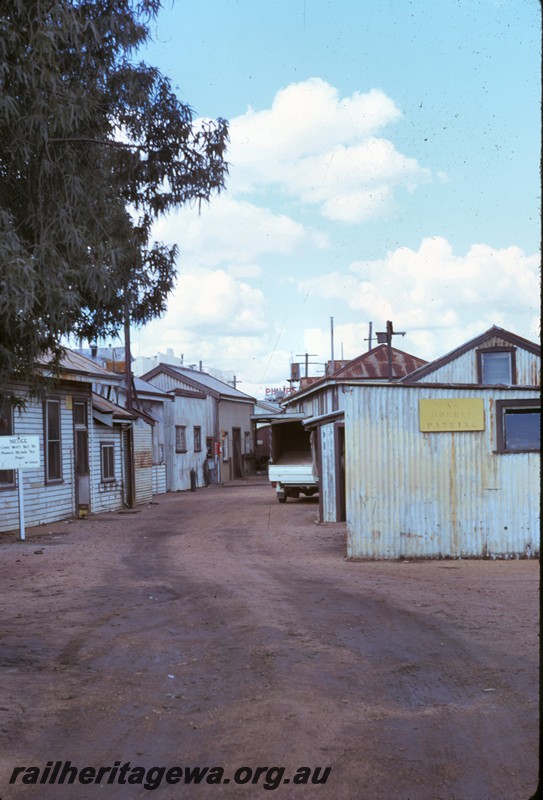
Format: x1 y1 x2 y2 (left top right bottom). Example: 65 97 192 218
160 365 256 402
92 393 134 420
332 344 427 379
133 375 171 398
38 349 121 379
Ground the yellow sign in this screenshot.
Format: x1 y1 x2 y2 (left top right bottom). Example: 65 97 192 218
419 398 485 432
65 395 73 410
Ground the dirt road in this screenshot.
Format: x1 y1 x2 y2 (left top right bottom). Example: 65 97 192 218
0 478 539 799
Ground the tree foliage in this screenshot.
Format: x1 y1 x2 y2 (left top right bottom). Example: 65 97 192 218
0 0 228 400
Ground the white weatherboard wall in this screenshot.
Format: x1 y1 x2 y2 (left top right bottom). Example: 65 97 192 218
90 422 124 514
0 386 85 532
344 385 540 559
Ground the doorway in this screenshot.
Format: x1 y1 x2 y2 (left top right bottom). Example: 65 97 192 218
335 424 346 522
73 400 90 517
232 428 243 479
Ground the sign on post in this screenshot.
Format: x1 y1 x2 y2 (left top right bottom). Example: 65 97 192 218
0 436 41 541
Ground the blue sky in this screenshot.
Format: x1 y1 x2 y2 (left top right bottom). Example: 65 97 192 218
131 0 540 397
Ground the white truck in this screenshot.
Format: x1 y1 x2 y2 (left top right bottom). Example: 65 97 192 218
267 416 318 503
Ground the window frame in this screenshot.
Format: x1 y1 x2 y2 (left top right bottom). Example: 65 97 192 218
193 426 202 453
100 442 116 482
477 347 516 386
175 425 187 453
44 397 63 483
0 401 15 488
495 399 540 453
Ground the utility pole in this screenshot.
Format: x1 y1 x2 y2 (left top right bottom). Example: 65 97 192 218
330 316 335 373
124 297 133 412
364 321 373 352
375 320 406 380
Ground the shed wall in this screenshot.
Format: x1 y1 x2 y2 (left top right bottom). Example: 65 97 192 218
416 335 540 385
166 395 210 491
152 464 167 494
319 422 337 522
344 385 540 559
133 419 153 504
90 422 124 514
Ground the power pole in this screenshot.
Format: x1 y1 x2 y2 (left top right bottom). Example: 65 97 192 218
364 321 373 352
124 297 132 412
376 320 406 380
330 316 335 373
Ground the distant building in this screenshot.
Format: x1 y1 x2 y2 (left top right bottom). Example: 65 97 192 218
142 364 256 489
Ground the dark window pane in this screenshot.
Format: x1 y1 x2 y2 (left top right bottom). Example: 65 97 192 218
0 469 14 485
48 440 61 479
46 400 61 479
0 401 14 485
47 401 60 439
505 410 540 451
101 445 115 480
73 402 86 426
75 430 89 473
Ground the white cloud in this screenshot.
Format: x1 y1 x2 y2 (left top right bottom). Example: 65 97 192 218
143 266 266 343
227 78 430 221
153 194 327 267
227 263 263 279
297 236 540 360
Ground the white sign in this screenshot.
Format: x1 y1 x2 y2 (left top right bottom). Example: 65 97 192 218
0 436 41 470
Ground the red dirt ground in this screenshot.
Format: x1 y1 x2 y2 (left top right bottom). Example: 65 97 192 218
0 477 539 799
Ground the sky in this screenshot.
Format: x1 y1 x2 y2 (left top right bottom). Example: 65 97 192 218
128 0 540 398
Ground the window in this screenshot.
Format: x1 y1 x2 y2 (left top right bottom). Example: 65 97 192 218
100 443 115 482
477 348 516 385
495 400 540 453
175 425 187 453
73 401 88 475
206 437 214 458
194 426 202 452
44 399 62 482
73 401 87 426
0 401 14 487
222 432 228 461
318 393 326 416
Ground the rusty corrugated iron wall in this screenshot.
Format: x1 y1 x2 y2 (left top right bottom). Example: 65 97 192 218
344 385 540 559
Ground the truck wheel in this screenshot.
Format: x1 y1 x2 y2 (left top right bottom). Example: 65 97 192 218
277 493 287 503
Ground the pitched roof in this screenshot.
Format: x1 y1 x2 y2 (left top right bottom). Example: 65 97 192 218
38 349 121 383
132 375 172 400
331 344 427 379
92 393 135 422
400 325 541 382
142 364 256 403
283 344 427 403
